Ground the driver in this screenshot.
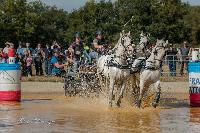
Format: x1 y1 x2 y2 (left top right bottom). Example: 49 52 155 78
89 30 108 62
67 32 84 77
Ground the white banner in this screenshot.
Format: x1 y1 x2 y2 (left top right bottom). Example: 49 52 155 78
0 70 21 84
189 72 200 93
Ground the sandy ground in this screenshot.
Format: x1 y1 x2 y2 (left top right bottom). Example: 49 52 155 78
21 81 189 93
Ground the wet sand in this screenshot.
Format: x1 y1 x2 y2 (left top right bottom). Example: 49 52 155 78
21 82 189 93
0 82 199 133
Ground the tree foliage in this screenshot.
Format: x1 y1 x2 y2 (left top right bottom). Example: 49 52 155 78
184 6 200 45
0 0 199 48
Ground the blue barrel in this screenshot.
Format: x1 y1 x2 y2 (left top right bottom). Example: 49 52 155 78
188 62 200 106
0 63 21 101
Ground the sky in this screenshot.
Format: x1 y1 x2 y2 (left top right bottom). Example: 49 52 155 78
27 0 200 12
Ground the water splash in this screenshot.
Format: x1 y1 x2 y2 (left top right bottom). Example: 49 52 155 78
18 117 55 125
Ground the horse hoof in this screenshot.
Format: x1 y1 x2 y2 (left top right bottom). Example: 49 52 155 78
112 95 115 100
137 100 141 108
116 101 121 107
109 101 113 107
152 102 157 108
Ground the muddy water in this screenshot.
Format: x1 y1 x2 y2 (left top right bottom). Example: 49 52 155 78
0 93 199 133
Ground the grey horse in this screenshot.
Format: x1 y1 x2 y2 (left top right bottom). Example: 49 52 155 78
97 31 134 107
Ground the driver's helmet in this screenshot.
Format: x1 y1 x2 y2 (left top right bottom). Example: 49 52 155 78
74 32 81 38
96 30 103 36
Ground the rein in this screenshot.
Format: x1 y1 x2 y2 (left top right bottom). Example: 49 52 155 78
145 45 166 70
106 34 132 69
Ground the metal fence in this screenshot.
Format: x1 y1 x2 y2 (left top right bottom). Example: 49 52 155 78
161 55 191 76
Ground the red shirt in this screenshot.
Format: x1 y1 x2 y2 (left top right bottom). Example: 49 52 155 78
8 48 15 57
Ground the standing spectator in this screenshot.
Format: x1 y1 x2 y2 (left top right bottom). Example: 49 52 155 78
16 43 24 56
51 40 61 51
43 44 53 76
0 48 3 63
21 50 28 76
179 41 190 75
3 42 10 55
166 44 178 76
0 48 7 63
25 43 33 54
24 50 33 77
33 43 44 76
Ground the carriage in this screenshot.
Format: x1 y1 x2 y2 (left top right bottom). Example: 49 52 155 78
63 31 169 108
63 60 100 98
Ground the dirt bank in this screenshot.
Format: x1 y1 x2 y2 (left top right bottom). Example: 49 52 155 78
21 82 189 93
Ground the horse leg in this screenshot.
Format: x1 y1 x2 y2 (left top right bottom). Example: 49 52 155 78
98 74 103 89
131 75 138 95
116 82 126 107
137 81 145 108
152 80 161 108
109 79 115 107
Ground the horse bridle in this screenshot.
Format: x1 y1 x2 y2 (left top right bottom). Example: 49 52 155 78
153 44 166 62
107 34 133 68
120 34 133 54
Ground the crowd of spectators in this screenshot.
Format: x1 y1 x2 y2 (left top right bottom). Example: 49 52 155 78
0 33 196 78
0 31 109 77
165 41 196 76
0 41 61 77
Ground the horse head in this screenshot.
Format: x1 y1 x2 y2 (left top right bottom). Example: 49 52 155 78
152 39 169 61
116 31 133 54
139 32 149 51
155 39 169 48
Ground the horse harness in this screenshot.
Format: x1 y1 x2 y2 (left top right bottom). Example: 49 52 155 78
145 45 166 70
106 34 133 69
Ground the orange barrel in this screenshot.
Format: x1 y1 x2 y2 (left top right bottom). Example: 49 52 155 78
189 62 200 106
0 63 21 101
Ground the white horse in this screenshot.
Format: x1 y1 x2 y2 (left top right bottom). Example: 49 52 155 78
97 31 133 107
131 31 151 72
136 39 169 108
138 31 150 52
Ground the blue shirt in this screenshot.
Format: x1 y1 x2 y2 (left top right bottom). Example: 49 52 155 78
44 48 52 58
16 48 24 55
51 56 58 64
51 56 62 75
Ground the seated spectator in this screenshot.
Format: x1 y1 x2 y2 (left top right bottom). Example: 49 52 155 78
51 49 67 76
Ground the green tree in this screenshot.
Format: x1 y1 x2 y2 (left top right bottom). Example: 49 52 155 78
184 6 200 45
115 0 189 44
